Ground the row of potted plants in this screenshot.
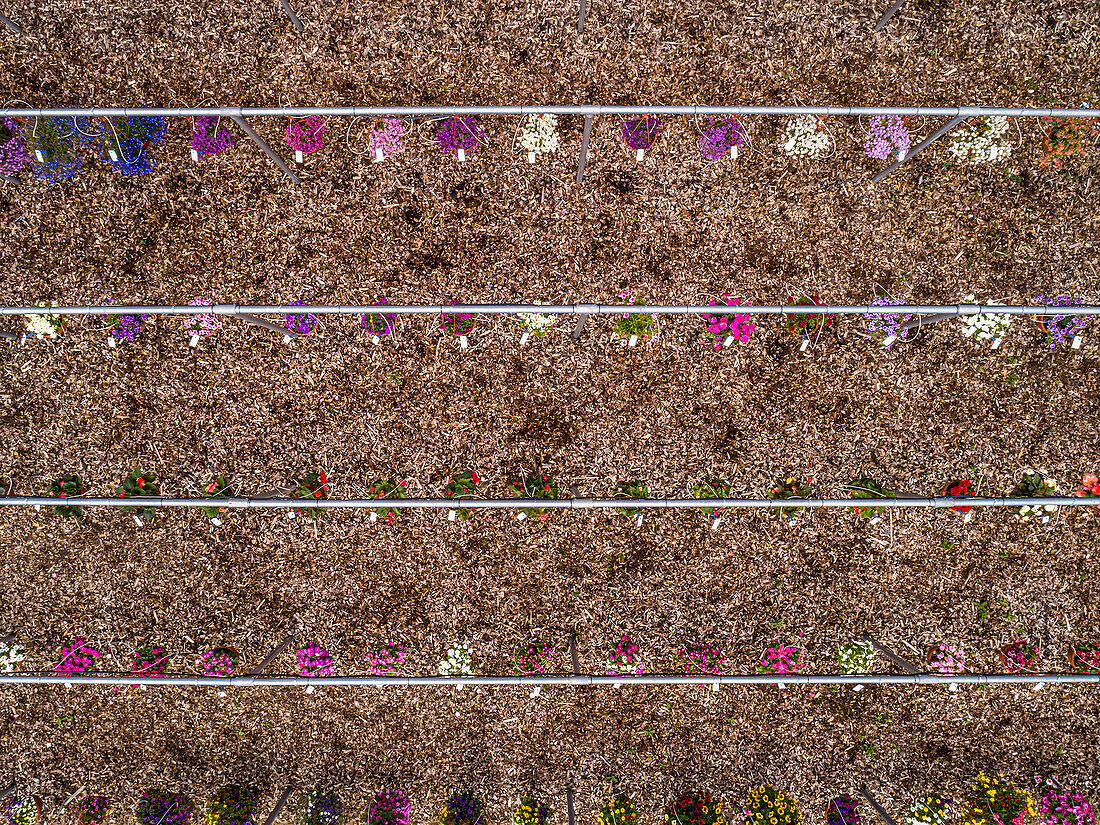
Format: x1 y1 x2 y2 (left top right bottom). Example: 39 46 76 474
7 634 1098 678
16 293 1092 352
7 470 1097 524
4 775 1094 825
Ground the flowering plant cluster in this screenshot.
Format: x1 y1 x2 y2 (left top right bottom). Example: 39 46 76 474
110 313 150 344
441 303 476 337
692 478 731 517
699 117 744 160
836 641 875 674
511 640 559 674
103 116 168 175
1000 639 1040 674
746 786 801 825
959 296 1012 343
29 117 82 180
622 116 662 151
758 645 804 677
56 636 100 675
613 480 649 521
285 300 318 335
611 291 658 348
664 793 723 825
960 774 1036 825
361 298 396 337
440 792 482 825
1039 116 1098 169
6 797 39 825
136 792 195 825
518 301 556 337
196 648 239 677
1036 294 1086 348
297 644 335 677
204 786 257 825
368 478 407 523
438 641 474 676
514 797 551 825
786 296 830 338
848 478 897 518
185 299 224 339
828 795 861 825
949 116 1012 164
132 644 168 676
700 295 754 351
1035 777 1095 825
0 640 27 673
368 791 411 825
864 115 911 160
1073 474 1100 512
928 642 965 675
437 116 483 154
365 118 408 159
24 302 64 337
769 476 814 518
191 116 234 158
508 473 559 519
114 468 161 520
201 476 234 518
1069 643 1100 674
674 645 725 675
0 117 29 176
297 791 344 825
365 643 405 676
866 297 914 346
76 797 111 825
781 116 829 158
48 473 85 517
286 116 326 154
519 114 560 156
291 471 329 519
1009 470 1058 521
903 796 951 825
599 796 638 825
606 636 645 676
942 479 978 514
443 470 480 520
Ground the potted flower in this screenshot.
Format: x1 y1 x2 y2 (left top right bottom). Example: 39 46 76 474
674 645 724 675
28 116 82 180
368 478 407 523
368 791 411 825
108 312 150 346
0 639 26 673
836 640 875 690
132 644 168 677
664 794 723 825
1034 776 1095 825
699 117 744 160
136 792 195 825
613 480 649 526
866 298 914 348
443 470 479 521
23 303 64 338
781 116 829 159
518 301 556 344
185 298 224 347
599 796 638 825
48 474 84 517
196 647 240 677
205 787 258 825
115 467 161 523
606 636 644 677
440 303 476 347
959 296 1012 346
190 116 234 159
508 473 559 520
786 296 830 345
365 643 405 676
941 478 977 521
0 117 29 177
441 793 482 825
758 645 804 686
948 116 1012 164
1072 473 1100 512
518 113 560 163
902 796 951 825
436 116 483 162
1035 294 1087 349
959 773 1036 825
360 298 396 344
6 797 43 825
514 797 551 825
102 115 168 175
746 786 801 825
438 641 474 677
622 115 662 160
285 300 318 336
827 796 861 825
864 115 911 161
364 118 408 162
286 116 326 164
848 478 897 520
1039 116 1099 169
201 476 235 522
297 644 334 676
699 295 754 351
769 476 814 521
927 642 965 677
692 478 731 529
296 791 344 825
511 640 559 675
56 636 100 675
291 471 329 519
76 797 111 825
1068 643 1100 674
611 291 658 348
1009 470 1059 522
999 639 1040 674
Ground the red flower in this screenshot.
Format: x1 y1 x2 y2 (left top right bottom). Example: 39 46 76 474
471 471 479 483
137 478 145 488
319 471 327 484
313 490 322 498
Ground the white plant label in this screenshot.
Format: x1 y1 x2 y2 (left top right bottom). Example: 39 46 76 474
853 684 864 692
305 684 315 694
711 517 722 531
108 336 116 348
283 335 293 344
963 512 973 523
628 334 638 347
189 334 201 347
636 149 644 161
375 147 384 163
948 682 959 692
108 149 118 162
883 336 897 348
800 339 810 352
530 686 541 698
459 335 468 349
776 681 786 689
613 682 622 689
288 511 296 519
897 150 907 162
295 150 304 164
190 149 199 162
211 517 222 526
517 512 526 521
1032 682 1045 692
520 332 529 346
35 150 44 163
991 337 1002 349
723 335 734 348
371 335 380 345
1072 336 1082 349
635 514 643 527
711 681 719 691
33 504 40 511
869 516 881 525
448 509 456 522
455 683 464 691
457 148 466 162
730 145 738 159
527 150 536 164
370 511 377 523
133 516 143 527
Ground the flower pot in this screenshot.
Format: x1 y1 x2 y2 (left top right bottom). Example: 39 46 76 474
1069 644 1100 673
1000 642 1039 673
197 647 241 676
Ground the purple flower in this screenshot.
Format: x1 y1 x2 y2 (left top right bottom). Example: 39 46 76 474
285 300 317 335
0 118 29 176
436 117 482 154
864 115 911 160
1036 294 1086 348
191 116 234 157
286 116 326 154
698 118 744 160
866 297 914 346
111 313 149 343
622 116 662 150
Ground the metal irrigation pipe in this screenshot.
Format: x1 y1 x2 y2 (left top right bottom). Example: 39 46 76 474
0 672 1096 687
0 495 1095 510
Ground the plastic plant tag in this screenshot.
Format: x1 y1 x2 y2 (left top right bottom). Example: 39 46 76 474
455 683 464 691
370 511 377 523
613 681 622 689
723 335 734 348
459 335 468 349
108 336 116 348
448 509 456 522
1032 682 1045 691
963 511 973 523
530 685 541 697
528 150 536 164
295 150 304 164
457 148 466 162
108 149 118 162
991 337 1002 349
517 512 526 521
711 681 719 692
869 516 881 525
375 147 384 163
883 336 896 348
371 335 380 345
35 149 44 163
711 517 721 531
628 334 638 347
190 149 199 162
897 150 907 162
948 682 959 692
189 334 201 347
305 684 315 694
283 335 293 344
133 516 143 527
636 149 644 161
33 504 40 510
288 511 296 519
853 683 864 692
520 331 529 346
1072 335 1082 349
635 513 643 527
730 145 738 159
776 681 786 689
211 517 222 526
800 338 810 352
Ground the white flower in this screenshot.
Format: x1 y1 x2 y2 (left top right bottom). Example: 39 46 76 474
780 116 830 158
518 114 560 156
24 302 63 337
518 300 556 336
438 641 473 676
0 641 27 673
959 295 1011 342
836 641 875 674
948 116 1012 164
